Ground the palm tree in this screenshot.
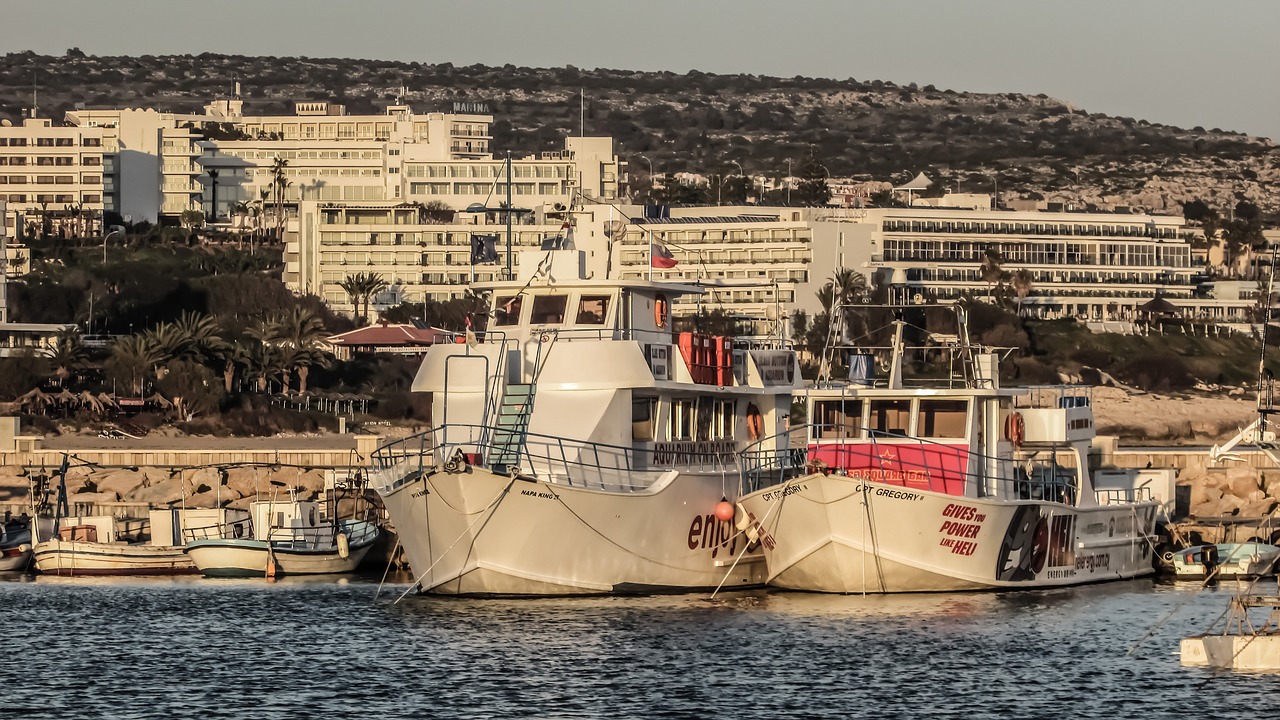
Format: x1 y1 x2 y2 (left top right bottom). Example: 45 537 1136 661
171 311 228 365
271 156 290 242
48 329 88 387
106 335 160 397
980 248 1010 307
338 272 389 325
1010 269 1035 317
229 201 250 248
273 307 332 394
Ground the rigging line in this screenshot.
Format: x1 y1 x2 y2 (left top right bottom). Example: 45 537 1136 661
371 535 402 605
1127 563 1225 657
549 486 731 573
710 475 794 600
1193 553 1280 685
392 478 515 604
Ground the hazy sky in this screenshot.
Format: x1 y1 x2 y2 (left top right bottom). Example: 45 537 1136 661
7 0 1280 140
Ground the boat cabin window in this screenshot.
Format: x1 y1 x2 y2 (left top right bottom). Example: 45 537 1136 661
814 400 863 439
576 295 610 325
632 396 657 441
669 398 695 441
714 399 737 440
531 295 568 324
696 397 716 442
918 399 968 439
494 295 523 326
870 399 911 437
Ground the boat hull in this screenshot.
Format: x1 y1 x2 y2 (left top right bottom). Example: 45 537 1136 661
739 473 1159 593
377 464 767 596
0 543 32 572
186 535 375 577
32 539 197 576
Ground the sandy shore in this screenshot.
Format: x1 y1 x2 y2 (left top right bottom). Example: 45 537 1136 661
1089 387 1257 444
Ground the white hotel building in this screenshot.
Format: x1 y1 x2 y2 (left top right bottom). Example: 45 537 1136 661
0 118 105 239
67 96 621 225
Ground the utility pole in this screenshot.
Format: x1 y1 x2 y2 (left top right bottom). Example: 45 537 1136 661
505 151 513 280
0 199 8 324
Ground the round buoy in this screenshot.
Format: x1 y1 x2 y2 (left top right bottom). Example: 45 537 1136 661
17 543 30 553
714 499 735 522
336 532 350 559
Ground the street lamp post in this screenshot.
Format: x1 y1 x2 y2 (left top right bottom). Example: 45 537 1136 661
730 161 744 204
984 173 999 209
103 228 122 264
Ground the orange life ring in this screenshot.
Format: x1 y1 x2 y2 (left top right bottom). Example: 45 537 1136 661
654 293 669 329
1004 411 1026 445
746 403 763 441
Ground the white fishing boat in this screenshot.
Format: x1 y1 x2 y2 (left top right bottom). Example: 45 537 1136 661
184 497 379 577
30 462 244 576
370 249 801 595
736 307 1160 593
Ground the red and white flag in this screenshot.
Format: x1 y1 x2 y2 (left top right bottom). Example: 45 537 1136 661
651 241 678 269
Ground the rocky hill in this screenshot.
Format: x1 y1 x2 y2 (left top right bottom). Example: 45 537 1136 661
3 50 1276 214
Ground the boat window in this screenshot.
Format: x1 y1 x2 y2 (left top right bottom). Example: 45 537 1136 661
918 399 968 439
531 295 568 324
714 399 737 440
870 399 911 437
669 398 695 441
814 400 863 439
696 396 714 442
632 396 657 441
576 295 610 325
494 295 523 326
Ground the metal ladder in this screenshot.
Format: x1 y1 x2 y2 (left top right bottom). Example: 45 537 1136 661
488 383 536 472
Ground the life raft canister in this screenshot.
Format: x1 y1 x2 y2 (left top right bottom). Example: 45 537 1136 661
1003 411 1026 446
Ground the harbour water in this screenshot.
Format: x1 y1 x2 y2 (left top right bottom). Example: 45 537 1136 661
2 574 1278 718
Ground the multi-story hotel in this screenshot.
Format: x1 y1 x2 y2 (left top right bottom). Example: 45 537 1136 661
67 94 621 225
0 118 105 240
809 198 1261 325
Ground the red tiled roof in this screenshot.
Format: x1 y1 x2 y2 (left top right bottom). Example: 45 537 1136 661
326 324 451 347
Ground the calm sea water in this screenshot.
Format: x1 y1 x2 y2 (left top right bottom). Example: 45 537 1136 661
1 573 1277 719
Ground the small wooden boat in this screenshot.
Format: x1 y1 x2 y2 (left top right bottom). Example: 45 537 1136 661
185 498 379 577
33 508 247 576
1169 542 1280 579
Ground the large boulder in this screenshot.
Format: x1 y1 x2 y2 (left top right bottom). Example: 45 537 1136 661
95 469 148 498
187 489 231 509
124 475 194 506
1191 483 1224 510
186 467 222 495
225 467 264 500
67 491 121 507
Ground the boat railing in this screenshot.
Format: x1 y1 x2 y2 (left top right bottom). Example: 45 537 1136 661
183 517 252 543
739 424 1080 504
266 519 378 549
371 423 735 493
1095 487 1154 505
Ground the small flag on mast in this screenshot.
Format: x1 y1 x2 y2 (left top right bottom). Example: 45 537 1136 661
651 241 678 269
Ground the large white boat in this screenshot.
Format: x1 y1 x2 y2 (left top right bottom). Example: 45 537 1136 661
736 309 1160 593
371 250 801 595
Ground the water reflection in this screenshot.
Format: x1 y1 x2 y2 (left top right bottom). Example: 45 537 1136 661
2 574 1280 718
